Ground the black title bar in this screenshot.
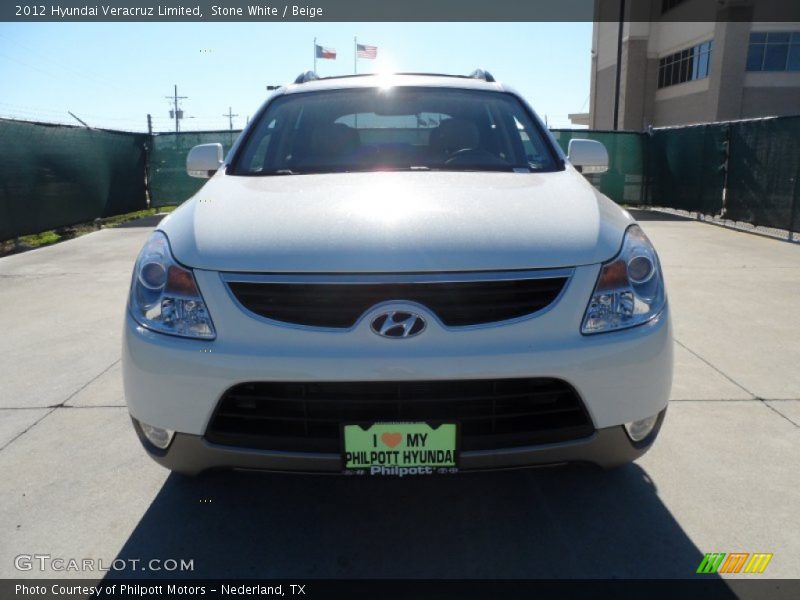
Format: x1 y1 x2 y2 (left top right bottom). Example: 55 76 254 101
4 579 800 600
3 0 800 22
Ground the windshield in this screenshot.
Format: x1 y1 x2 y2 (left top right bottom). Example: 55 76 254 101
230 87 559 175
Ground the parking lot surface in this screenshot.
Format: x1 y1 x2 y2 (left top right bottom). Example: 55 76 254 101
1 211 798 579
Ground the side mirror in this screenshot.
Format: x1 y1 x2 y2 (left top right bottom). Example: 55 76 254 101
186 143 224 178
567 139 608 174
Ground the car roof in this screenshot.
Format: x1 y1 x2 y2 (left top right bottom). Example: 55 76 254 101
280 73 509 95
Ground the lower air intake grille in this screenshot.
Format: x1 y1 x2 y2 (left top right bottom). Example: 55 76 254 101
205 378 594 453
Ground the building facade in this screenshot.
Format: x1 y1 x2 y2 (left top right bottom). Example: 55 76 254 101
579 0 800 129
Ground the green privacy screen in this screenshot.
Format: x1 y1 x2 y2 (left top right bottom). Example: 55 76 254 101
3 117 799 240
550 129 647 205
726 116 800 232
552 124 730 220
148 130 241 207
0 119 148 241
647 123 728 215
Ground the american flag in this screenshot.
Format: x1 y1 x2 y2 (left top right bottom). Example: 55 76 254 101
356 44 378 59
315 44 336 59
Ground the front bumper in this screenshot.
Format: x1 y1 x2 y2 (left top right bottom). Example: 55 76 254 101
123 263 673 474
133 409 666 476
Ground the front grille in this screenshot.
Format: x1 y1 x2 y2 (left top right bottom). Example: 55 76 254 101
205 378 594 453
226 275 568 328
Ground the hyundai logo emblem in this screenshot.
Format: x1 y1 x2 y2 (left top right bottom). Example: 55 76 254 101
370 311 426 339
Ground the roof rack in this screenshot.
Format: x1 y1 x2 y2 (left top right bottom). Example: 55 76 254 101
468 69 495 83
292 69 496 85
294 71 319 84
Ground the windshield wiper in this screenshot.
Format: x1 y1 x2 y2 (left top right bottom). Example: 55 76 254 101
373 166 431 172
261 169 298 176
257 166 435 175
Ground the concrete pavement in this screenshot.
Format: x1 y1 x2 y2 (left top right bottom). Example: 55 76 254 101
0 212 798 580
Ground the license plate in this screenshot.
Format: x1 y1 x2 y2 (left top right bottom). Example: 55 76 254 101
343 422 458 476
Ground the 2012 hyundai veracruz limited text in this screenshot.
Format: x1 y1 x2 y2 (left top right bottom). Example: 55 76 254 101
123 71 672 476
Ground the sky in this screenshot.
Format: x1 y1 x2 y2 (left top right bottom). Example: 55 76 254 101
0 22 592 132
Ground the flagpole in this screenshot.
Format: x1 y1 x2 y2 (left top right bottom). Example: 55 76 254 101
313 37 317 73
354 36 358 130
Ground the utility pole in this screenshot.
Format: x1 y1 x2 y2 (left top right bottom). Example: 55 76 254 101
223 106 238 130
147 114 153 135
166 84 187 133
612 0 626 130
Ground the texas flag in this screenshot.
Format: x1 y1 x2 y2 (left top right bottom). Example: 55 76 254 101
315 44 336 59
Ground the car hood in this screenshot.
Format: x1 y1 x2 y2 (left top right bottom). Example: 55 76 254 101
161 169 633 273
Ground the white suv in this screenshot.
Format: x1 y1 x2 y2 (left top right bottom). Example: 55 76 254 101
123 71 672 476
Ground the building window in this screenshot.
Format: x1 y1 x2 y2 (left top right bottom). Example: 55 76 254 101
746 32 800 72
658 41 713 89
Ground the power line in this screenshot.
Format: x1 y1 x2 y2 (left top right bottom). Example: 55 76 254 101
0 32 114 88
0 51 71 82
0 108 147 124
0 104 151 127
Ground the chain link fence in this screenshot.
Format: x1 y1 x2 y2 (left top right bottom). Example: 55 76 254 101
1 115 799 241
148 130 240 208
550 129 647 205
647 123 728 216
556 116 800 237
0 118 148 241
726 116 800 232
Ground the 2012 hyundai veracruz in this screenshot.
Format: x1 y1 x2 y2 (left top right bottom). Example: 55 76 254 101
123 71 672 476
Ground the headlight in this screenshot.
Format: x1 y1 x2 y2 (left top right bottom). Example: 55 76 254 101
128 231 216 339
581 224 666 334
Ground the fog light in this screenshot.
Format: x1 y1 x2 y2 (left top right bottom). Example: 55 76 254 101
140 422 175 450
624 415 659 442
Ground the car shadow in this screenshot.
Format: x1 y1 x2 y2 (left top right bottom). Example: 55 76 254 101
115 214 168 229
628 209 693 222
108 464 725 580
